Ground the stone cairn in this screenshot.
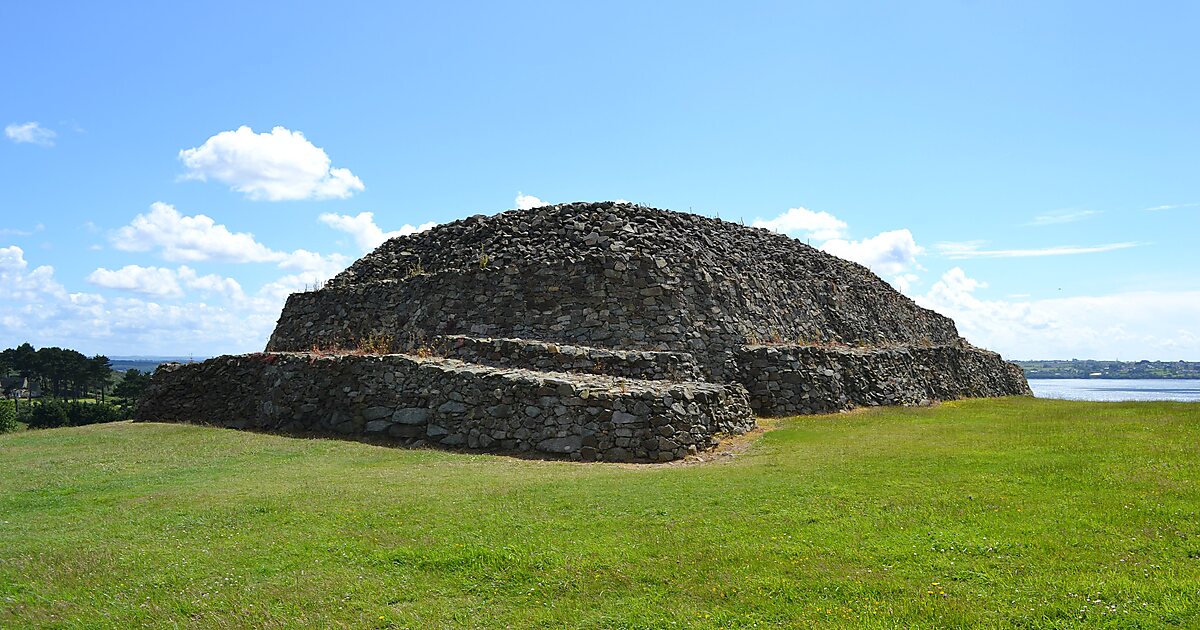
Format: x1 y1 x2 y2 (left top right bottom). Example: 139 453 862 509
137 202 1030 462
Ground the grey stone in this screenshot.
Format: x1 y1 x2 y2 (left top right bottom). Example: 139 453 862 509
392 407 432 425
365 419 392 432
437 401 467 414
536 435 582 453
362 406 393 421
612 410 639 425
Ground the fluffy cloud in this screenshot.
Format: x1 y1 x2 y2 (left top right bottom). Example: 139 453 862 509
176 267 245 299
275 248 349 276
0 245 27 271
0 245 66 302
891 273 920 294
751 206 922 284
1 246 341 356
111 202 348 274
820 229 924 276
515 192 548 210
87 265 182 298
179 126 364 201
918 267 1200 360
935 241 1141 259
4 121 56 146
112 202 278 262
86 265 245 300
752 207 848 241
318 212 437 252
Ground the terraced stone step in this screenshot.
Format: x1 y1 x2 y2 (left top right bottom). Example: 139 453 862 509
136 352 753 463
429 335 702 382
731 344 1030 416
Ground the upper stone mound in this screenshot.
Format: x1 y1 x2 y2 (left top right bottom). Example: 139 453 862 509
270 201 963 371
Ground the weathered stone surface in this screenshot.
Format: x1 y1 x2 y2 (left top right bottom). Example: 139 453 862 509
731 344 1030 416
267 202 972 375
136 353 754 463
137 202 1030 463
431 335 700 381
392 407 432 425
536 436 583 454
362 406 392 421
365 419 391 432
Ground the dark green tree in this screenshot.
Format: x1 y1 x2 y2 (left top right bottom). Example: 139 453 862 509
4 343 37 377
113 369 151 404
89 355 113 402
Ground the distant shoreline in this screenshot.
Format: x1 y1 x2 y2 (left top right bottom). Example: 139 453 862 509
1015 359 1200 380
1024 375 1200 380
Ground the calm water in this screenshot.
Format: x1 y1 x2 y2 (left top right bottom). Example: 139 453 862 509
1029 379 1200 402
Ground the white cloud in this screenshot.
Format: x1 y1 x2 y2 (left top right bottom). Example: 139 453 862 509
918 267 1200 360
258 272 330 303
0 247 340 356
752 207 848 241
515 192 548 210
1143 203 1199 212
1027 209 1101 226
0 245 67 302
87 265 183 298
176 267 245 299
5 122 56 146
935 241 1141 259
112 202 279 262
179 126 364 201
0 245 27 271
85 265 245 300
276 248 350 275
110 202 349 275
318 212 436 252
891 273 920 294
820 229 924 276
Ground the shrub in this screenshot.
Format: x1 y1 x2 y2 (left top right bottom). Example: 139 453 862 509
27 400 69 429
68 401 123 425
24 400 125 429
0 401 18 433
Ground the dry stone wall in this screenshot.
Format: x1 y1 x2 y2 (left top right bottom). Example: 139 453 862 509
730 344 1032 416
431 335 700 381
136 353 753 463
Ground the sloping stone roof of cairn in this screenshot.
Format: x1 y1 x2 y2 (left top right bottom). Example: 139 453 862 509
269 201 963 358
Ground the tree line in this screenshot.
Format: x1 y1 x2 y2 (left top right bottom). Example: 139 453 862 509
1 343 116 400
1 342 151 432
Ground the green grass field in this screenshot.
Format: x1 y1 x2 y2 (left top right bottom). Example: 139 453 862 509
1 398 1197 628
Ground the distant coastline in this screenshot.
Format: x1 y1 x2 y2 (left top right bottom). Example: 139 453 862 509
1015 359 1200 380
108 356 205 373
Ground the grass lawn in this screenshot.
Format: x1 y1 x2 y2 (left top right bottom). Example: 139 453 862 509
1 398 1197 628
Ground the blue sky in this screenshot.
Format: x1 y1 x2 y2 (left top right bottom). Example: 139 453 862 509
2 1 1197 360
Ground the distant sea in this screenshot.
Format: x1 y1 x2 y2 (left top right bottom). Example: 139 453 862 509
1029 379 1200 402
109 356 206 372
